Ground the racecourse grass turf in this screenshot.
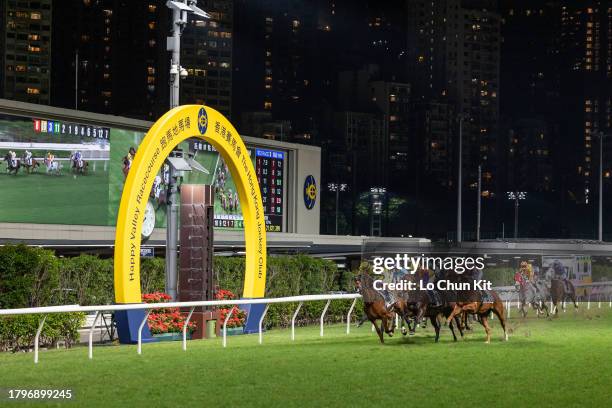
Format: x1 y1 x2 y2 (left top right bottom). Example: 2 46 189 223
0 307 611 408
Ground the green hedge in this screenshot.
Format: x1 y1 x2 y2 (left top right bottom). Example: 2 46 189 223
0 245 362 339
0 313 85 352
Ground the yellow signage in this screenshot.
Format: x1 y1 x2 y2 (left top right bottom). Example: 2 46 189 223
114 105 267 303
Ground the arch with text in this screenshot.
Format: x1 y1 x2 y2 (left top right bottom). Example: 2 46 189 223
113 105 267 304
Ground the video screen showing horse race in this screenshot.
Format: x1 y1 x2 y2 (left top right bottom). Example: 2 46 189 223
1 113 286 232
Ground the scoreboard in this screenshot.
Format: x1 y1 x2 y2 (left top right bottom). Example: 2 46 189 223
189 141 286 232
255 148 284 232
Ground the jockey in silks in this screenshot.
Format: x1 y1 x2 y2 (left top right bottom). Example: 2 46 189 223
9 150 17 168
151 176 162 200
24 150 32 166
514 263 527 291
46 152 55 171
551 260 572 293
74 151 83 168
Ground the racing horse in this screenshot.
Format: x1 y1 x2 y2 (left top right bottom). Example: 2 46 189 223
518 280 550 317
3 153 20 175
21 157 40 174
393 278 465 343
550 279 578 315
354 273 396 343
446 289 509 343
72 156 88 174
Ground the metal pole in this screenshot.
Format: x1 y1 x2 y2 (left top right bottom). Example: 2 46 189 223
457 116 463 243
137 310 151 355
88 311 101 360
346 298 357 334
165 3 185 301
222 308 234 348
165 165 179 301
514 199 519 238
319 300 331 337
599 132 603 241
477 164 482 241
335 186 339 235
258 304 270 344
182 307 195 351
291 302 303 341
34 315 47 364
75 49 78 110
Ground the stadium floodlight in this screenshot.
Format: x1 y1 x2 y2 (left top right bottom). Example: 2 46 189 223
187 0 211 18
506 191 527 239
327 183 349 235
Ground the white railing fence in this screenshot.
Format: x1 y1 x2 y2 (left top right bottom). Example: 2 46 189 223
0 294 361 364
494 281 612 317
1 281 612 364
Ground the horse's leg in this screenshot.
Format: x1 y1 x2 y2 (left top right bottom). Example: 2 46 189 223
480 314 492 343
454 315 464 338
371 318 384 344
448 316 457 341
446 304 461 325
492 304 509 341
430 315 440 343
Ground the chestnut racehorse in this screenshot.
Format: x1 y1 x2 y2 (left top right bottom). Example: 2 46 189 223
355 273 396 343
446 289 509 343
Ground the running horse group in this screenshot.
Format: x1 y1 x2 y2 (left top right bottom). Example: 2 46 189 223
355 267 509 344
515 260 578 317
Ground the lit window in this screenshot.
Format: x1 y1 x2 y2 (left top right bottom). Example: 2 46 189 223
264 101 272 109
27 87 40 94
148 4 157 12
30 12 41 20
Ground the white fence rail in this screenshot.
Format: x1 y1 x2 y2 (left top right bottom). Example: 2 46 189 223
2 282 612 364
0 293 361 364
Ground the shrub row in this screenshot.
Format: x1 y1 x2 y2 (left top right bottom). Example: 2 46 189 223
0 245 363 348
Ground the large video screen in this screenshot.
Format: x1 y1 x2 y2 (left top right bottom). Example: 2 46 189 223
0 113 286 232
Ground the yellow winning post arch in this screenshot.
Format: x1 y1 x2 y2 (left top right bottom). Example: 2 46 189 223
114 105 266 303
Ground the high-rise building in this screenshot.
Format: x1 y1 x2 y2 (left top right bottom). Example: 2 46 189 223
558 1 612 204
51 0 232 121
180 0 233 118
0 0 52 105
499 1 559 195
51 1 168 119
406 0 501 192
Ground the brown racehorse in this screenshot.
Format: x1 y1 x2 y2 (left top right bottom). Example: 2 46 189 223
394 287 465 342
355 273 396 344
22 158 40 174
550 279 578 315
446 289 509 343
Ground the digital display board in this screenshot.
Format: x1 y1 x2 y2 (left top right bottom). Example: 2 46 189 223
0 113 286 232
256 148 284 232
188 141 286 232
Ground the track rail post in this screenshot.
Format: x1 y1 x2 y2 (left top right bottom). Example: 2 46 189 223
137 310 151 355
34 315 47 364
320 300 331 337
346 298 357 334
222 307 234 348
291 302 303 341
182 307 195 351
258 304 270 345
88 311 101 360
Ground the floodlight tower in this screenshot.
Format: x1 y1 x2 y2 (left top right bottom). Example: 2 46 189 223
165 0 210 300
507 191 527 239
